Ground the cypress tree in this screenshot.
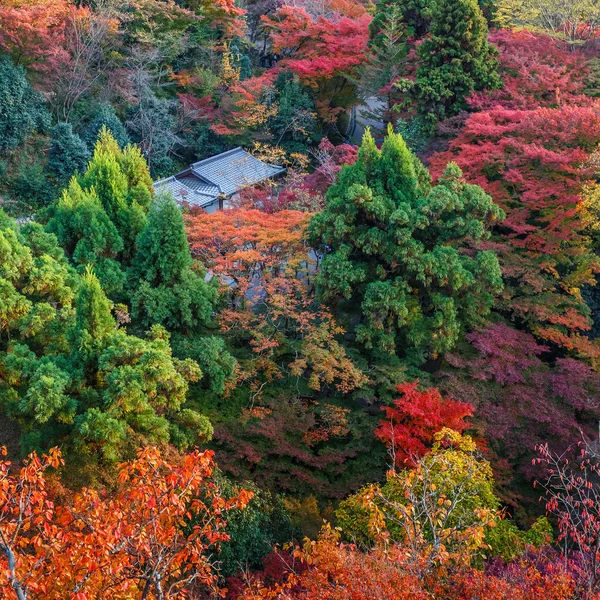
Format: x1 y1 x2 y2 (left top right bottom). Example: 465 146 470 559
415 0 502 125
129 192 219 332
308 128 504 361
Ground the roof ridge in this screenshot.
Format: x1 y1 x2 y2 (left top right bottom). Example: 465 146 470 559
192 147 245 168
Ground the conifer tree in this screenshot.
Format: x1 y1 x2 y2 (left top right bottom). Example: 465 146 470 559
129 192 219 333
415 0 501 125
0 213 211 470
47 179 126 295
48 123 90 184
81 128 153 261
308 129 504 361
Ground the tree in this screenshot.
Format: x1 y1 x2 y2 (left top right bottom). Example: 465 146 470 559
0 56 50 154
375 380 473 468
415 0 501 125
129 192 219 333
535 440 600 596
0 233 210 470
0 445 252 599
429 105 600 359
187 207 367 396
81 127 153 262
308 129 504 361
0 0 72 70
261 4 371 122
48 122 90 184
441 323 600 513
267 71 317 154
336 429 499 570
82 103 130 149
46 179 126 295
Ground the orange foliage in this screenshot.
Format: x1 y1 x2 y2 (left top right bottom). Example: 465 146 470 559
186 208 367 396
0 446 251 599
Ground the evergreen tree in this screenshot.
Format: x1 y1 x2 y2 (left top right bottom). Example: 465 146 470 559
81 128 153 262
47 179 126 295
82 103 130 149
129 192 219 333
48 123 91 184
0 56 49 154
268 72 317 154
415 0 501 125
0 219 210 469
307 129 504 361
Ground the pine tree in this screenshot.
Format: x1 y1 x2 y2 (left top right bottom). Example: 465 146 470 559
415 0 501 125
129 192 219 332
48 123 90 184
307 128 504 361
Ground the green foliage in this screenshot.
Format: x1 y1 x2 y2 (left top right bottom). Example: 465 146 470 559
415 0 501 125
0 56 50 154
485 516 553 561
47 179 126 295
172 335 236 395
308 129 504 361
0 214 211 470
81 103 131 149
81 128 153 262
268 71 317 154
48 123 90 184
217 476 294 578
129 192 219 332
336 429 500 548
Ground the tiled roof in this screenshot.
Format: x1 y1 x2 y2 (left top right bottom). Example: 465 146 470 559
153 176 217 208
153 147 285 208
191 147 285 196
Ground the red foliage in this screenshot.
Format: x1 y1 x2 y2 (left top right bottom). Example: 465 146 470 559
469 30 590 111
263 5 370 82
441 323 600 508
430 103 600 357
375 381 473 468
0 0 76 70
303 138 359 193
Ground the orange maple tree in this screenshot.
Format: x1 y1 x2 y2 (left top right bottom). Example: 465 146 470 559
0 446 252 599
186 208 366 396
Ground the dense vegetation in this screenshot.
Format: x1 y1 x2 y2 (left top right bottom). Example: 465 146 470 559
2 0 600 598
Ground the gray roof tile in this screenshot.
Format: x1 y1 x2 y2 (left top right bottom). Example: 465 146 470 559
153 147 285 209
191 147 285 196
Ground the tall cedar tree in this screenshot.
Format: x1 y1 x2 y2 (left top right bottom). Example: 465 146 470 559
129 192 219 333
307 128 504 361
415 0 501 125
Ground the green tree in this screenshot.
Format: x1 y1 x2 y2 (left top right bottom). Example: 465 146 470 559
0 56 50 154
268 71 317 154
81 128 153 261
48 123 91 184
129 192 219 333
0 254 210 470
81 103 131 149
415 0 501 125
307 129 504 361
47 179 126 295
